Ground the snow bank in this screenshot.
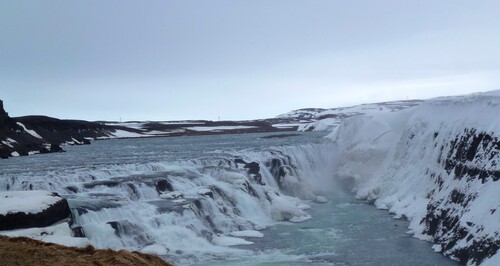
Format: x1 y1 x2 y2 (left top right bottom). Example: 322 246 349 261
331 90 500 265
0 222 91 248
110 129 146 138
0 190 62 215
16 122 42 139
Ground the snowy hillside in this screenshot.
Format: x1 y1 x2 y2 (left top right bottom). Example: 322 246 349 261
277 100 422 132
329 91 500 265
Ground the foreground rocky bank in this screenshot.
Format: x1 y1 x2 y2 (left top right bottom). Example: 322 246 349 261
0 235 172 266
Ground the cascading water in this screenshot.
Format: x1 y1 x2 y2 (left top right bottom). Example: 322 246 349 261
0 132 338 264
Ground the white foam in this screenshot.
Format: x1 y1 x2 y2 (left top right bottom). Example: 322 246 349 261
159 191 183 199
230 230 264 238
141 244 169 256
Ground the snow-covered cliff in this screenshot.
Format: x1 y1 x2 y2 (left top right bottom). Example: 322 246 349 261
330 91 500 265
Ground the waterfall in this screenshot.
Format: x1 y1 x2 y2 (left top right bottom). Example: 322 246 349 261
1 140 337 263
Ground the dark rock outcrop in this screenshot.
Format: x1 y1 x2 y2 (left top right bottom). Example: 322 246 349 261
0 194 72 231
0 100 9 125
235 158 265 185
155 179 173 193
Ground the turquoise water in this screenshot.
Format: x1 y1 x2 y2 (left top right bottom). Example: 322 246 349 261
198 191 459 266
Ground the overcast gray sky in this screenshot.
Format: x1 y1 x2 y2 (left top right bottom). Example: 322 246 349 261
1 1 500 121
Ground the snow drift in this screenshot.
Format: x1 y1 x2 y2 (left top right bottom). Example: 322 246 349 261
330 91 500 265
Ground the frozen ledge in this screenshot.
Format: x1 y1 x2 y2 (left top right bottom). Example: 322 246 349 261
0 191 71 231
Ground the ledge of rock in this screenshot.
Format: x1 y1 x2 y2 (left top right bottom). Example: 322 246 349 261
0 191 71 231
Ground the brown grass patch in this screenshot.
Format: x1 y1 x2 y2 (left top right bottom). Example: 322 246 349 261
0 235 174 266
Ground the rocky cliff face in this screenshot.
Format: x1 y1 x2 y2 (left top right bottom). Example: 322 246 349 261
421 128 499 264
0 100 7 121
0 100 15 130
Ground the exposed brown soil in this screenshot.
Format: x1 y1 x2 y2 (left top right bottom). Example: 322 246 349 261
0 235 174 266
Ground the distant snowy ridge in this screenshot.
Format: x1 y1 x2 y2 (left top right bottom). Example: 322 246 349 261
102 120 292 138
330 91 500 265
